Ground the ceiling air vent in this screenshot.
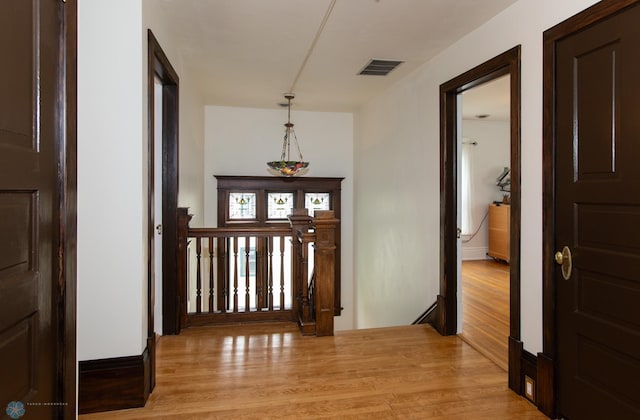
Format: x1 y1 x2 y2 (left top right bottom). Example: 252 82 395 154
358 59 404 76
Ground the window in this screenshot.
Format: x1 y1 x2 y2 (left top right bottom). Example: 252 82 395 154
267 192 294 219
305 193 331 216
238 242 257 277
460 142 473 234
229 192 256 220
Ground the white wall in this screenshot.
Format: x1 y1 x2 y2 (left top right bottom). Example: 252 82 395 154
178 79 206 227
354 0 599 353
461 119 510 260
77 0 146 360
204 106 355 330
142 0 205 227
77 0 206 361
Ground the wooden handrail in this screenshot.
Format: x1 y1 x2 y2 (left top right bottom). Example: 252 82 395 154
188 227 292 238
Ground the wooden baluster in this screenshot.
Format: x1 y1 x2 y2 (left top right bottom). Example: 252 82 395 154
233 237 239 312
245 236 251 312
300 237 310 322
196 237 202 314
217 238 227 313
209 237 214 313
256 239 263 311
268 236 274 311
280 235 285 311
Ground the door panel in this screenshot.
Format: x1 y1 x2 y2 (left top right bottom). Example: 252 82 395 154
555 3 640 418
0 0 34 150
0 0 60 417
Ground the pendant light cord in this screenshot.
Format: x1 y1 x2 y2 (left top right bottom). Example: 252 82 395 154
280 95 304 162
288 0 337 94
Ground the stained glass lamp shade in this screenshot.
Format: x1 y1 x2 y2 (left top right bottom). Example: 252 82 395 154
267 93 309 176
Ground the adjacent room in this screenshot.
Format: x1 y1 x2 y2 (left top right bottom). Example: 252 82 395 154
458 75 512 371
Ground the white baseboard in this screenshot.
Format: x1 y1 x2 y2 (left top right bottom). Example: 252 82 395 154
462 246 490 261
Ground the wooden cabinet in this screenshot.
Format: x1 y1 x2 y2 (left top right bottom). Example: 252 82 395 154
488 204 510 263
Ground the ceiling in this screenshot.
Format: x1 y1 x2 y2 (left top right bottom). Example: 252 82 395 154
155 0 518 112
462 74 510 122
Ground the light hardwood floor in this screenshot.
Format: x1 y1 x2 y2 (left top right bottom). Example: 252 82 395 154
460 260 510 371
80 322 544 419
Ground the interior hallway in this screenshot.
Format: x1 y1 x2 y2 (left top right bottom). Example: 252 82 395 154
460 260 510 371
79 322 541 419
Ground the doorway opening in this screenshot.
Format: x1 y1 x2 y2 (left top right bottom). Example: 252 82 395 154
147 30 180 393
439 46 522 391
458 74 511 371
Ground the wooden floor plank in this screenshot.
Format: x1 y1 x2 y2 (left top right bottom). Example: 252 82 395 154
460 260 510 371
79 322 543 419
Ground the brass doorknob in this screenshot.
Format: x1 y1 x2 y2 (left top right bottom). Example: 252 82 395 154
554 251 563 265
554 246 572 280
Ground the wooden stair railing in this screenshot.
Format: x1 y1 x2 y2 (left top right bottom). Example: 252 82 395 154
176 207 339 336
289 209 339 337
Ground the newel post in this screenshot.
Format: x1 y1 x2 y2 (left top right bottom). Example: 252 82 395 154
313 210 339 337
177 207 192 333
289 209 313 330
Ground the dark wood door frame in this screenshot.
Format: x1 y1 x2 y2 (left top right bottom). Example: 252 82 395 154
61 2 78 418
539 1 640 417
438 46 522 385
147 30 180 391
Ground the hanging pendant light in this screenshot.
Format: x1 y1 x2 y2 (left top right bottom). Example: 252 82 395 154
267 93 309 176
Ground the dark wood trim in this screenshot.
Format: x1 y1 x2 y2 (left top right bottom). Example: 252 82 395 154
147 30 180 346
540 16 556 418
508 336 523 394
57 1 78 418
439 47 522 345
78 347 151 414
541 1 640 417
507 55 522 342
412 301 438 325
215 175 345 190
536 352 554 417
188 310 295 326
508 337 538 404
162 81 180 335
439 75 457 335
435 295 446 335
146 29 180 410
521 350 537 403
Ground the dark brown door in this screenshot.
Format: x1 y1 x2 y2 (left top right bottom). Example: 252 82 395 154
555 3 640 418
0 0 63 417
